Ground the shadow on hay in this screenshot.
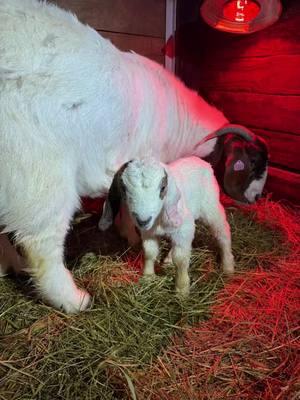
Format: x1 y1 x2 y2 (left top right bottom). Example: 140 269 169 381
65 206 286 272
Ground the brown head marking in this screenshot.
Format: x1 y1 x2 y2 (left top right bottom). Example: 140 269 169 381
159 171 168 199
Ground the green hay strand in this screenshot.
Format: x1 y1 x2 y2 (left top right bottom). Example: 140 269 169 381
0 206 288 399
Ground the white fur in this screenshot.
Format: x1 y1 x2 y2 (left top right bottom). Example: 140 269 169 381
0 0 230 312
106 157 235 295
244 169 268 203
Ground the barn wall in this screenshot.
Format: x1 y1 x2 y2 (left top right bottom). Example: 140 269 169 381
51 0 166 65
176 0 300 204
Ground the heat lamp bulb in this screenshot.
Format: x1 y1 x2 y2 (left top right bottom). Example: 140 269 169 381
223 0 261 23
200 0 283 34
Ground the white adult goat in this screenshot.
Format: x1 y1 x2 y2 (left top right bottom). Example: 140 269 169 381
99 157 234 294
0 0 265 312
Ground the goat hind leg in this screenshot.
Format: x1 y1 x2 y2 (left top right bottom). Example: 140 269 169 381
162 249 172 265
207 205 234 274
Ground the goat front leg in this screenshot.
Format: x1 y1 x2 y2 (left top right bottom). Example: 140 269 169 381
1 154 91 312
172 244 191 296
15 181 90 312
23 233 91 313
172 222 195 296
142 236 159 277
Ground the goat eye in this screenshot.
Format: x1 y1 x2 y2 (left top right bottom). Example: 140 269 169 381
160 174 168 198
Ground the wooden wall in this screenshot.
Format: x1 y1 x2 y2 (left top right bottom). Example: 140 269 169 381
51 0 166 65
176 0 300 205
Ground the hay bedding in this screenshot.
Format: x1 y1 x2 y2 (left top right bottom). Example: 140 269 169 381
0 197 299 400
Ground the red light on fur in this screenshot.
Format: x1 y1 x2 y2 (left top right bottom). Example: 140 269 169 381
223 1 260 23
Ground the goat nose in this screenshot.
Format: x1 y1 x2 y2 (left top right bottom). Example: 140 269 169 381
136 216 152 228
255 194 261 202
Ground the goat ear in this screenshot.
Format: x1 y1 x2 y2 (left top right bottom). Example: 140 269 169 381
223 147 251 203
164 178 183 228
98 161 131 231
98 200 113 231
205 135 225 166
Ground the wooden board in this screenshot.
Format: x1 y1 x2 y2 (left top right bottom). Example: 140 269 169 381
176 4 300 64
176 0 300 204
52 0 166 37
266 166 300 205
205 91 300 136
99 31 165 64
252 129 300 172
194 55 300 96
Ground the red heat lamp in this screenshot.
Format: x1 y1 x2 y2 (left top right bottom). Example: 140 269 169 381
200 0 282 34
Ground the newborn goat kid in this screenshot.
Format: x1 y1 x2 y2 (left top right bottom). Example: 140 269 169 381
99 157 234 294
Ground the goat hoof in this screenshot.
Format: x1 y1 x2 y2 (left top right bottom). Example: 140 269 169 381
175 285 190 297
60 289 92 314
0 263 8 277
223 265 235 274
141 273 156 282
162 257 173 266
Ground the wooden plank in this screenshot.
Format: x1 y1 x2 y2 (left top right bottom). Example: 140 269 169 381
252 129 300 172
205 90 300 136
99 31 165 65
176 0 300 203
52 0 166 37
207 18 300 59
194 55 300 96
266 166 300 205
176 4 300 65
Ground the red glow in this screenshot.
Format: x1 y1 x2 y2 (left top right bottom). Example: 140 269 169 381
82 196 105 214
201 0 282 34
162 35 175 58
223 0 260 23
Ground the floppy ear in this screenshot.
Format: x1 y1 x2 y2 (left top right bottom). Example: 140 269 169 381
223 147 252 203
164 174 183 228
204 135 225 168
98 161 131 231
98 199 114 231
